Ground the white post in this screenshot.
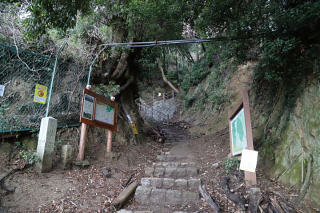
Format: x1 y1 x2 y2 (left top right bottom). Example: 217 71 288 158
36 117 57 172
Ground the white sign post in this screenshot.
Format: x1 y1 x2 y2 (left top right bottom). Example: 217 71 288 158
0 85 5 97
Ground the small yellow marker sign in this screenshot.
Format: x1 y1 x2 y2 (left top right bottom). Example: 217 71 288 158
130 123 138 135
33 84 48 104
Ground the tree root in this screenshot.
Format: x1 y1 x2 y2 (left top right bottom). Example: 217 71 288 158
0 164 32 194
222 177 246 210
199 184 220 213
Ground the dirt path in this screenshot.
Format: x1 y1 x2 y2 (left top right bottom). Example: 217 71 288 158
0 122 305 212
0 141 162 212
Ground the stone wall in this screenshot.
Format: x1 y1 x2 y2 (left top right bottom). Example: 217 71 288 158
182 61 320 208
270 79 320 208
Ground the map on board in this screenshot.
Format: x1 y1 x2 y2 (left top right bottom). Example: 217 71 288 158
95 101 114 125
231 108 247 155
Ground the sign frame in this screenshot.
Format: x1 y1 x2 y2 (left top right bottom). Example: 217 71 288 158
228 89 254 156
228 88 256 186
80 88 118 131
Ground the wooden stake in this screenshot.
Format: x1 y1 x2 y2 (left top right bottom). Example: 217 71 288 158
107 130 112 152
77 122 88 161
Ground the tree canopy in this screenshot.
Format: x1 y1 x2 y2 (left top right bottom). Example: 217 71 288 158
2 0 320 90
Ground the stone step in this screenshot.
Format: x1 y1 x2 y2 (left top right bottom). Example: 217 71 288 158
156 155 186 161
160 151 171 155
134 186 199 205
152 161 195 167
117 210 190 213
141 177 200 191
145 167 199 178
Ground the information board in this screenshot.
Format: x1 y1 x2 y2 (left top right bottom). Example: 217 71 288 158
228 89 257 186
231 108 247 155
80 89 117 131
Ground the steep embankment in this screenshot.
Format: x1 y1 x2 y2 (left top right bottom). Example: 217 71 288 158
182 61 320 209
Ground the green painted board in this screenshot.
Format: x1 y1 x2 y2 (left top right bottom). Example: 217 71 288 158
231 108 247 155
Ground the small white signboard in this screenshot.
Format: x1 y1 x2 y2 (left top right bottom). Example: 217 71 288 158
240 149 258 173
0 85 5 97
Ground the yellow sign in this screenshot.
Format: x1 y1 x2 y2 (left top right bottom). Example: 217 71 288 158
33 84 48 104
131 123 138 135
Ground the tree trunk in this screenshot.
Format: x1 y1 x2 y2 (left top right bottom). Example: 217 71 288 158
91 27 146 146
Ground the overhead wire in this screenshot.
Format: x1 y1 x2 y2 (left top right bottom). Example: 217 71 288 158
87 33 266 84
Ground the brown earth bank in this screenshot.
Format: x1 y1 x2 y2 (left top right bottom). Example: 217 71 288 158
0 122 314 212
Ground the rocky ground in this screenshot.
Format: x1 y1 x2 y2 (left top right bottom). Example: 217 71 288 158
0 121 311 212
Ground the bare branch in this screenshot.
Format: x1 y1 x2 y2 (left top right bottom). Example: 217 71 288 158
157 58 180 94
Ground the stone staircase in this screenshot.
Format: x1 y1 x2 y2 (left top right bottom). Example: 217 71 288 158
118 145 201 213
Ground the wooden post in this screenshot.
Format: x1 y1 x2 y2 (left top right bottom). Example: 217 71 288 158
228 88 257 186
77 122 88 161
242 89 257 186
107 130 112 152
77 85 91 161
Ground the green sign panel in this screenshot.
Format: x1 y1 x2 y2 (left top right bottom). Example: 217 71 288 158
231 108 247 155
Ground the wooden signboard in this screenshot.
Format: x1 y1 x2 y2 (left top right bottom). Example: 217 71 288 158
228 88 256 186
80 88 118 131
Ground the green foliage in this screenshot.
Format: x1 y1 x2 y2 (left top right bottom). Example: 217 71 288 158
224 158 240 173
183 95 195 108
18 150 40 165
23 0 91 39
95 81 120 99
0 103 10 129
15 141 22 147
191 0 320 89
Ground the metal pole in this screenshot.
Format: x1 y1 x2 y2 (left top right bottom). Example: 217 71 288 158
87 47 107 86
45 41 67 117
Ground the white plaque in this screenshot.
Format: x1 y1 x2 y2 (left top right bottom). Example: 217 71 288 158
0 85 5 97
82 94 94 120
239 149 258 173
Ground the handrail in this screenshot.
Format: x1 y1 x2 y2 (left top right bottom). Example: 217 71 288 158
135 98 170 122
140 91 176 107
